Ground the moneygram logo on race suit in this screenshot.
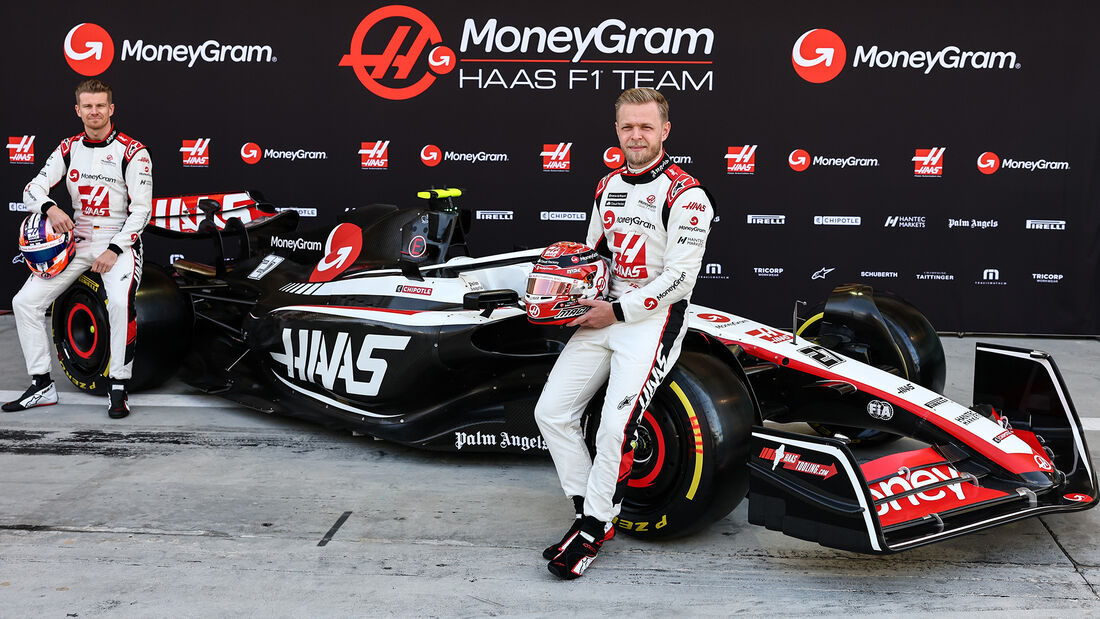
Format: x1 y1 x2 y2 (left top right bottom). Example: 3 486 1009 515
339 5 456 100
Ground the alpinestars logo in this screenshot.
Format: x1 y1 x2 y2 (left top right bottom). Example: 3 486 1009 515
7 136 34 164
792 29 846 83
339 5 457 101
180 139 211 167
914 148 945 176
726 145 756 174
541 143 571 172
360 141 390 169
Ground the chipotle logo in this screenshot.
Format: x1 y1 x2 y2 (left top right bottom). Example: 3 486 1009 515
339 5 456 100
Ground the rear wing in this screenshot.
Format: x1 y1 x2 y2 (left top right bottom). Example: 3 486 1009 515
147 191 296 239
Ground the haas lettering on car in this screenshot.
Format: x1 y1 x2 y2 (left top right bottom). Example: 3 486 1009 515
269 328 411 398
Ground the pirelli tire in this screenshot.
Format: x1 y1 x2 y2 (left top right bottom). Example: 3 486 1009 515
587 351 754 540
52 264 192 395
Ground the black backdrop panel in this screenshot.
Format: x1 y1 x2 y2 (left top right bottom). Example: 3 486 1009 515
3 1 1097 334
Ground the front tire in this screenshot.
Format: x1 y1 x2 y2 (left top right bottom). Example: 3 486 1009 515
589 351 755 540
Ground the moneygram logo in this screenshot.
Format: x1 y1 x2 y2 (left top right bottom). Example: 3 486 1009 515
240 142 261 165
64 23 114 75
914 147 945 176
420 144 442 167
792 29 846 83
788 149 810 172
180 139 211 167
339 5 456 100
977 151 1000 174
541 142 571 172
603 147 624 169
360 140 390 169
7 136 34 164
726 145 756 174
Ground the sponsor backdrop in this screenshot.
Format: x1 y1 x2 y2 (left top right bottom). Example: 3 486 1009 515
3 1 1098 334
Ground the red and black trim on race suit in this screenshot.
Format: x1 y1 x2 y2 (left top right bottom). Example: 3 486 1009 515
612 298 688 507
122 238 143 369
619 151 673 185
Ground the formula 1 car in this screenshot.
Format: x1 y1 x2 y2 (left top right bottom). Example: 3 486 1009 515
49 188 1096 553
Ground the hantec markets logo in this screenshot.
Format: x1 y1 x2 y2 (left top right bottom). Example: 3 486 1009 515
788 149 810 172
725 145 756 174
914 148 945 176
180 139 211 167
603 147 624 169
977 151 1000 174
420 144 441 167
360 140 390 169
64 23 114 75
792 29 846 83
7 136 34 164
339 5 456 100
541 143 571 172
240 142 261 165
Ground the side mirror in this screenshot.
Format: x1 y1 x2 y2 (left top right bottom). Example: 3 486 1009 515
463 289 519 318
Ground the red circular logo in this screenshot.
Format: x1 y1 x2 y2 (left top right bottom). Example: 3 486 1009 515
788 149 811 172
68 169 80 182
407 235 427 257
603 147 624 169
603 210 615 229
697 313 731 324
240 142 262 165
1034 454 1053 471
420 144 442 167
792 29 846 84
977 151 1001 175
310 223 364 282
527 304 540 318
690 216 699 226
644 298 658 310
646 195 656 204
1064 493 1092 503
64 23 114 76
338 6 455 101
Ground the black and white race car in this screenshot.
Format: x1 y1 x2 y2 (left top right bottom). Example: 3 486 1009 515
49 188 1097 552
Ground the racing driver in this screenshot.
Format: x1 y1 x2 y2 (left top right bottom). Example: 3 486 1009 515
4 79 152 418
535 88 715 579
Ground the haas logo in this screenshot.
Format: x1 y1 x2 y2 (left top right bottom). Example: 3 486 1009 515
78 186 110 216
64 23 114 76
792 29 846 83
339 5 456 100
611 232 647 279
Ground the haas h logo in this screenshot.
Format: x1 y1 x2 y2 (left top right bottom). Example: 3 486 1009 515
339 6 456 100
64 23 114 76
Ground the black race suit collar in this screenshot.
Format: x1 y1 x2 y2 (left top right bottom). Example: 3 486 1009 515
82 125 118 148
620 150 672 185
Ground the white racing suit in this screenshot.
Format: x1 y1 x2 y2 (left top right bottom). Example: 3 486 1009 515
14 126 152 381
535 151 714 523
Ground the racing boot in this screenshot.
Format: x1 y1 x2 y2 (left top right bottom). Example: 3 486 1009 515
2 374 57 412
543 496 614 559
547 515 613 580
108 382 130 419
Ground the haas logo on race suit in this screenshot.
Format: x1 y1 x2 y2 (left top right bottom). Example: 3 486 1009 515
610 231 647 279
269 328 411 398
77 185 110 216
310 223 363 282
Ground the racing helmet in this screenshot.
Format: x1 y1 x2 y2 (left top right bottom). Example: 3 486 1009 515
19 214 75 279
525 241 609 325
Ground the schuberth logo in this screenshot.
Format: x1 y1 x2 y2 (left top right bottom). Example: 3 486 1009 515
725 145 756 174
180 139 211 167
64 23 114 75
8 136 34 164
360 141 390 169
541 142 571 172
792 29 846 83
339 5 456 100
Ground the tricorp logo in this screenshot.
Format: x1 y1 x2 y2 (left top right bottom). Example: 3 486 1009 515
64 23 114 76
977 151 1000 175
360 140 390 169
914 147 945 176
792 29 846 83
420 144 442 167
8 136 34 164
725 145 756 174
180 139 211 167
603 147 624 169
541 143 571 172
788 149 810 172
339 5 456 100
240 142 262 165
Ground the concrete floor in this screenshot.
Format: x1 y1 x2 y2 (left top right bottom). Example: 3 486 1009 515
1 314 1099 616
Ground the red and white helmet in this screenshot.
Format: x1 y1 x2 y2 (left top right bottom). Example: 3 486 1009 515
19 214 75 279
525 241 609 325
